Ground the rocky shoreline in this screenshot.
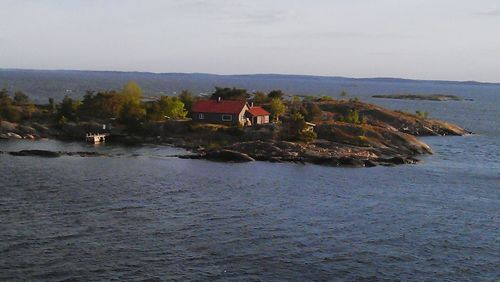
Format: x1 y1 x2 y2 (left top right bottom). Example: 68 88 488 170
0 100 471 167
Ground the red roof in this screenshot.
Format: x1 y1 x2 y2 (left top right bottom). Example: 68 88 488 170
248 106 270 116
192 99 248 114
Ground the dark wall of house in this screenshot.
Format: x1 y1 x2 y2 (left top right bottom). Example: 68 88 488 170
192 112 242 126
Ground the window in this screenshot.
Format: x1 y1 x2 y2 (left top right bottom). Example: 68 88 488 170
221 115 232 121
198 113 205 120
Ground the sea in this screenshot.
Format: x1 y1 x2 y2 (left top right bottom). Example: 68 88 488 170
0 80 499 281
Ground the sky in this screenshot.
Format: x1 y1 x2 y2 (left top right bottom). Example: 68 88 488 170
1 0 500 82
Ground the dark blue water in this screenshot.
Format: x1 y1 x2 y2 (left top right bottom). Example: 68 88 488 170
1 85 499 280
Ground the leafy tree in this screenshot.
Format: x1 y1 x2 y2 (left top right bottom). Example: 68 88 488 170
340 90 348 99
21 102 36 120
304 102 322 122
122 81 143 104
147 96 187 121
120 100 146 125
13 91 30 105
211 87 249 101
57 95 81 121
268 98 286 122
291 95 301 104
252 91 268 104
285 112 317 142
0 89 21 122
48 98 56 113
268 90 284 100
178 90 195 112
78 90 125 119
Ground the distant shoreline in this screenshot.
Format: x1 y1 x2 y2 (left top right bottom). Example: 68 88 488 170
372 94 470 101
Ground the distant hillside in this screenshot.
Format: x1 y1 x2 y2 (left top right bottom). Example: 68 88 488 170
1 69 499 102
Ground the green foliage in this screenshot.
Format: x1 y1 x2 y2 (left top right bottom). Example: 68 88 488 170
178 90 195 112
0 89 21 122
349 97 360 102
147 96 187 121
268 90 285 100
340 90 348 99
319 96 333 102
48 98 56 113
78 90 125 119
57 95 81 121
252 91 268 104
118 81 144 130
58 115 68 126
340 109 361 124
302 95 315 102
303 102 322 122
301 130 318 142
211 87 249 101
285 112 317 142
120 100 146 125
122 81 143 104
415 110 429 119
291 95 301 104
13 91 30 105
268 98 286 121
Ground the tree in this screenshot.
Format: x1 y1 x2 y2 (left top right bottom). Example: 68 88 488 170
13 91 30 105
178 90 195 112
340 90 348 99
285 112 317 142
211 87 249 101
0 89 20 122
304 102 322 122
78 90 125 119
48 98 56 114
147 96 187 121
291 95 301 104
268 98 286 122
252 91 268 104
57 95 81 121
122 81 143 104
268 90 284 100
120 100 146 125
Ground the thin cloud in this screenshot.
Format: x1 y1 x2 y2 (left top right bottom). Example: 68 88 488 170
478 8 500 16
173 0 292 25
282 31 411 40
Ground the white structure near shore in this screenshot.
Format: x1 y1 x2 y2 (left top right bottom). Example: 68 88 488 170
85 133 108 144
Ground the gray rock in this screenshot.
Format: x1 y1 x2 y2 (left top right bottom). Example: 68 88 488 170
205 149 255 162
9 150 61 158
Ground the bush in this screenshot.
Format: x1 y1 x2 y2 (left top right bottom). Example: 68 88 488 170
319 96 333 102
340 109 361 124
415 110 429 119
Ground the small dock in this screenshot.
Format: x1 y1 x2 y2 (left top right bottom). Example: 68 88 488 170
85 133 108 144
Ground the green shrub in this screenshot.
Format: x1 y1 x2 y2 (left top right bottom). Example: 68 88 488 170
415 110 429 119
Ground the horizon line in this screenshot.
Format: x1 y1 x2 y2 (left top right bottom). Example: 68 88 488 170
1 67 499 85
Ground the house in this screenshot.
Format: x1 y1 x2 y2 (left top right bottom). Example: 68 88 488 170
247 106 270 125
191 98 270 126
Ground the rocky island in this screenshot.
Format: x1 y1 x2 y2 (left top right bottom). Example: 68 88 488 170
0 84 470 167
372 94 465 101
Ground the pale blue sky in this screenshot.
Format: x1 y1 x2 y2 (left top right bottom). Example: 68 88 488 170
1 0 500 82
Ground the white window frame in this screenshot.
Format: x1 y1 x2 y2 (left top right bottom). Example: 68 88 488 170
221 114 233 121
198 113 205 120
